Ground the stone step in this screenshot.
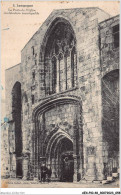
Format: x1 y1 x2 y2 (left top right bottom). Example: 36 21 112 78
112 172 119 178
102 180 110 184
107 176 113 181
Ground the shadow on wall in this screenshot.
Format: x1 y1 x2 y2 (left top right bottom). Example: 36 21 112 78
102 69 119 167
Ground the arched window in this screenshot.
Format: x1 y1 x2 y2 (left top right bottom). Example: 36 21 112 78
64 48 70 90
52 56 57 94
71 47 76 88
58 53 64 92
44 20 77 95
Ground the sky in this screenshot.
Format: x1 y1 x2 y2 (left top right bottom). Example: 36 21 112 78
1 1 120 103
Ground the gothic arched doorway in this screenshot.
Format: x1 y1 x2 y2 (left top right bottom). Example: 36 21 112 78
32 96 83 182
45 129 74 182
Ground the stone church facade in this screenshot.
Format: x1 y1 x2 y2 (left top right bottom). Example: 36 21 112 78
5 8 119 182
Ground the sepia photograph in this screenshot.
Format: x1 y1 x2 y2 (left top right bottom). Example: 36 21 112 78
1 0 120 190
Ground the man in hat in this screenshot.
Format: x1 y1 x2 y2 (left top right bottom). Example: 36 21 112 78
41 163 47 182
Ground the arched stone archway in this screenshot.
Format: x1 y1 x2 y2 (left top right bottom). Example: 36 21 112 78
32 96 83 182
45 129 73 156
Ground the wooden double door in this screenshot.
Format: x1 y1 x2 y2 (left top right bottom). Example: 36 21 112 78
60 152 74 182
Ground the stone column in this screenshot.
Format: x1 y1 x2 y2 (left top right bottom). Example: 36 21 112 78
47 157 51 166
73 106 78 182
78 104 84 180
59 54 64 91
73 155 78 182
66 52 71 89
74 53 77 86
22 152 30 180
55 158 58 178
86 146 96 181
56 60 60 93
51 158 56 179
10 153 16 178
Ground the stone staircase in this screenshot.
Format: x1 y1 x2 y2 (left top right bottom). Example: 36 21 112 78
102 158 120 184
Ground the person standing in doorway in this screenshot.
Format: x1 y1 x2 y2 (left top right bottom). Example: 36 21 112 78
41 163 47 182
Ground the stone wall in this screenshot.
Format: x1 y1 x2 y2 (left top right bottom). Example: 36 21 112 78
99 15 119 77
1 122 10 178
44 104 75 137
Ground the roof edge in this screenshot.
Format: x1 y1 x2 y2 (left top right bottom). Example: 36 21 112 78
21 7 111 52
99 14 120 25
5 63 21 71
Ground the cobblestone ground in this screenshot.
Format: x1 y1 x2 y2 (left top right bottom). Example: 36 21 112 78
1 179 119 188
